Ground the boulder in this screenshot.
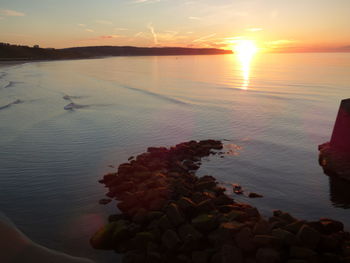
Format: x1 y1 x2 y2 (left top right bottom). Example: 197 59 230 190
297 225 321 249
221 244 243 263
271 228 298 246
161 229 181 250
249 193 263 198
166 203 185 226
192 214 218 231
289 246 316 259
178 224 203 242
255 248 280 263
235 227 255 252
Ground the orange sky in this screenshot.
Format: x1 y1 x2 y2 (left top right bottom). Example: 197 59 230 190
1 0 349 52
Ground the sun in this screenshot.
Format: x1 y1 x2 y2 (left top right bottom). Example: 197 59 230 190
233 40 258 58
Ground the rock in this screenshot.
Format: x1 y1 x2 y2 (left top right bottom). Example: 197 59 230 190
166 203 185 226
307 218 344 235
319 235 339 252
157 214 173 231
244 258 256 263
161 229 181 250
197 199 216 213
273 210 297 223
123 250 146 263
227 210 249 222
112 220 131 243
283 220 306 234
253 219 271 235
192 250 212 263
213 194 234 206
322 253 341 263
297 224 321 249
271 228 298 246
178 224 203 242
196 181 217 191
256 248 280 263
235 227 255 252
286 260 308 263
147 251 162 263
221 245 243 263
253 235 281 247
147 211 164 221
344 246 350 256
192 214 218 231
249 193 263 198
99 198 112 205
132 208 148 224
90 222 120 249
289 246 316 259
131 232 154 248
177 197 197 211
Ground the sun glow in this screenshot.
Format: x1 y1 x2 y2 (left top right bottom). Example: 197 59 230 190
233 39 258 59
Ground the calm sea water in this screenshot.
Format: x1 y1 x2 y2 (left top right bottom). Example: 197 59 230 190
0 53 349 262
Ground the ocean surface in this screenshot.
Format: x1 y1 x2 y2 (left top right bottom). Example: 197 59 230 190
0 53 349 262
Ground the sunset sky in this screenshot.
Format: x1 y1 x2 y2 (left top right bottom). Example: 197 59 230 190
1 0 349 52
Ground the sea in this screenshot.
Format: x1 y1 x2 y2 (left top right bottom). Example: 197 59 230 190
0 53 349 262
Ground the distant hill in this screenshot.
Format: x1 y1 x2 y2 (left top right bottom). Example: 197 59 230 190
0 43 232 61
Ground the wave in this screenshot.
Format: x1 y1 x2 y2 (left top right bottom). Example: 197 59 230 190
64 102 89 110
3 81 17 89
122 85 188 106
62 95 86 101
0 72 7 79
0 99 23 111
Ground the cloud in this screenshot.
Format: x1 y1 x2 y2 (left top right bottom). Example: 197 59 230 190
95 20 112 25
147 23 158 45
193 33 217 43
115 27 128 31
1 9 25 17
100 35 120 39
188 16 201 20
134 32 144 37
78 24 86 27
134 0 161 3
246 28 263 32
85 29 94 32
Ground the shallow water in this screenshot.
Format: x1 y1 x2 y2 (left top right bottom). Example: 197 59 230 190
0 53 349 262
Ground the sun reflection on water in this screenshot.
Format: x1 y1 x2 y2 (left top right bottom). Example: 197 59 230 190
233 40 257 90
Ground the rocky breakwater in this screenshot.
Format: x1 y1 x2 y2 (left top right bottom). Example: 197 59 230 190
91 140 350 263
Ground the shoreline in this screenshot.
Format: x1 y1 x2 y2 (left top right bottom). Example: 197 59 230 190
92 140 350 263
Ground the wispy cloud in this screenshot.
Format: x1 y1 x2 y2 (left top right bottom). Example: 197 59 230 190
85 29 94 32
95 20 112 25
188 16 201 20
78 24 86 27
134 32 144 37
147 23 158 45
134 0 161 3
115 27 128 31
246 28 263 32
193 33 217 43
1 9 25 17
99 35 120 39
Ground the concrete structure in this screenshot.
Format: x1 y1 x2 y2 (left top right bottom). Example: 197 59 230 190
319 99 350 180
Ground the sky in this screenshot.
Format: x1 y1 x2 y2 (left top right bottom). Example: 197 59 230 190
0 0 349 52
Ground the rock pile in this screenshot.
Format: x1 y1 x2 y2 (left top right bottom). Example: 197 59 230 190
91 140 350 263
